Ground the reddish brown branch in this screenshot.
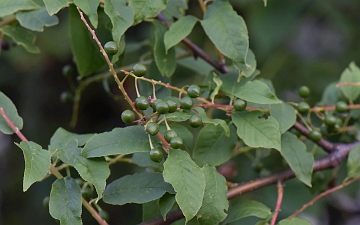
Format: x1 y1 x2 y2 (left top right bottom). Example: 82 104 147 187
270 181 284 225
0 107 28 142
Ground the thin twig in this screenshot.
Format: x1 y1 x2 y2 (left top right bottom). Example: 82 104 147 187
270 181 284 225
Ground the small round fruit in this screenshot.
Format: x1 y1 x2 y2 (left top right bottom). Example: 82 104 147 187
167 100 178 113
43 196 50 209
146 122 160 136
60 91 74 103
1 40 10 50
164 130 177 142
180 96 194 110
297 102 310 114
155 101 169 114
75 178 85 187
135 96 149 110
251 162 264 173
335 101 348 113
132 63 147 77
62 64 73 77
189 115 202 128
98 210 109 222
170 136 183 149
81 187 94 201
187 85 201 98
234 99 247 111
309 130 322 142
152 99 162 111
324 115 337 127
298 86 310 98
328 123 340 133
104 41 118 55
121 110 135 123
149 148 163 163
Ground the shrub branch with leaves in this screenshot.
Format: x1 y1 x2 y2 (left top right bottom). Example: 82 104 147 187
1 0 360 225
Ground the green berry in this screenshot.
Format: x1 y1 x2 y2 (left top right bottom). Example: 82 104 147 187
121 110 135 123
298 86 310 98
328 123 340 133
62 64 73 77
189 115 203 128
170 136 183 149
167 100 178 113
98 210 109 222
152 99 162 111
251 162 264 173
43 196 50 209
180 96 194 110
309 130 322 142
132 63 147 77
297 102 310 114
104 41 118 55
164 130 177 142
187 85 201 98
233 99 247 111
135 96 149 110
81 187 94 201
335 101 348 113
149 148 163 163
155 100 169 114
146 122 160 136
60 91 74 103
324 115 337 127
75 178 85 187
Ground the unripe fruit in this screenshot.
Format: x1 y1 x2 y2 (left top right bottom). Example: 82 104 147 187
180 96 193 110
75 178 85 187
155 100 169 114
60 91 74 103
121 110 135 123
189 115 202 128
335 101 348 113
1 40 10 50
135 96 149 110
152 99 162 111
43 196 50 209
62 64 73 77
149 148 163 163
234 99 247 111
104 41 118 55
187 85 201 98
170 136 183 149
324 115 337 127
309 130 322 141
297 102 310 114
164 130 177 142
132 63 147 77
146 122 160 136
167 100 178 113
81 187 93 201
298 86 310 98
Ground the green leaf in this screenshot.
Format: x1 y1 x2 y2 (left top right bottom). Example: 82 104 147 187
57 140 110 201
232 111 281 150
103 172 174 205
82 126 150 158
50 127 94 150
201 0 248 63
15 7 58 32
193 124 236 167
43 0 72 15
132 152 163 170
196 107 230 136
177 57 214 76
1 25 39 53
74 0 99 28
153 20 176 77
0 92 23 134
129 0 167 25
197 165 228 225
339 62 360 102
163 149 205 222
104 0 134 43
210 73 223 104
234 80 281 104
0 0 38 17
223 200 271 224
69 5 106 77
16 141 51 191
270 102 296 134
346 144 360 179
218 71 260 98
233 49 257 78
143 200 160 221
160 123 194 151
281 132 313 187
164 15 197 52
49 178 82 225
159 193 176 220
319 82 340 105
278 218 312 225
166 110 191 122
165 0 187 18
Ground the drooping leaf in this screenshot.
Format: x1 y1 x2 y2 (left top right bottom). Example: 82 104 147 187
57 140 110 201
0 0 38 17
339 62 360 102
165 0 187 18
197 166 228 225
159 193 176 220
74 0 99 28
129 0 167 25
201 0 248 63
104 0 134 43
277 218 312 225
164 15 197 52
210 73 223 104
218 71 260 98
43 0 72 15
49 178 82 225
163 149 205 222
0 92 23 134
232 111 281 151
103 172 174 205
233 49 257 78
16 141 51 191
143 200 160 221
270 101 296 134
153 20 176 77
281 132 313 187
69 5 106 77
16 7 59 32
82 125 150 158
223 200 272 224
1 25 39 53
193 124 236 167
346 144 360 179
233 80 281 104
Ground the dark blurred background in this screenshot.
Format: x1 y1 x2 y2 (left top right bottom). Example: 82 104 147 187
1 0 360 224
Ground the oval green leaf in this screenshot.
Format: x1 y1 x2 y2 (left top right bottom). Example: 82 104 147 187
0 92 23 134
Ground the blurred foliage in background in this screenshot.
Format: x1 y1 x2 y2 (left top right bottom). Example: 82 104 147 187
0 0 359 224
